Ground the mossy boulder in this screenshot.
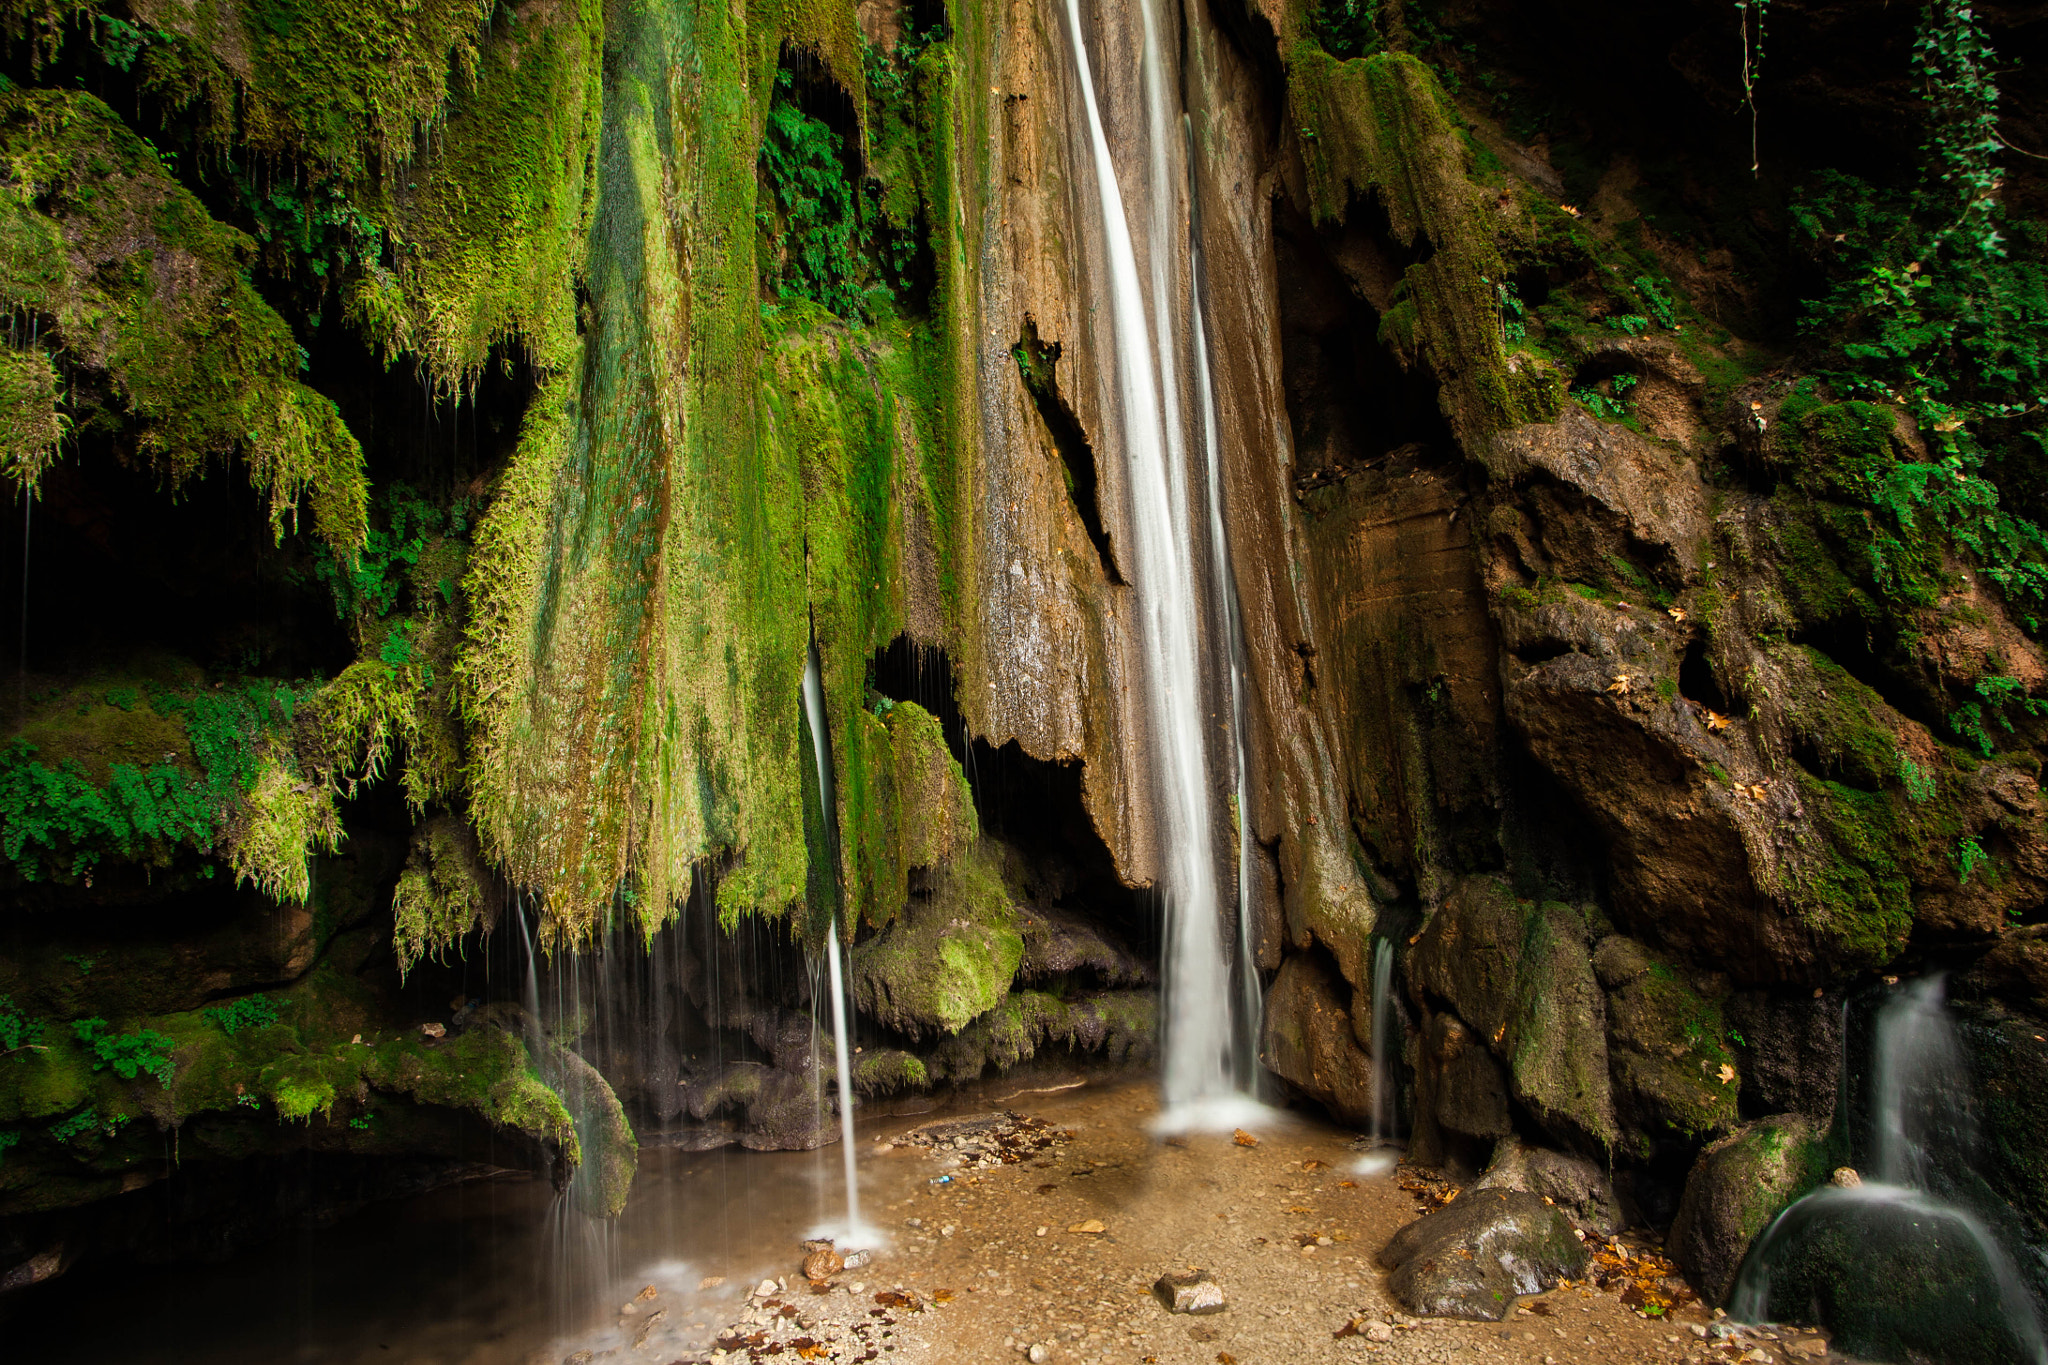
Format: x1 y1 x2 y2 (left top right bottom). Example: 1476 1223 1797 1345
1667 1112 1827 1304
1408 877 1617 1152
1594 936 1740 1152
850 842 1023 1037
923 990 1156 1084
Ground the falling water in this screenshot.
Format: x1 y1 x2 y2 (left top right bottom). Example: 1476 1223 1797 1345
1349 937 1401 1177
801 641 868 1243
1731 977 2046 1362
1063 0 1260 1132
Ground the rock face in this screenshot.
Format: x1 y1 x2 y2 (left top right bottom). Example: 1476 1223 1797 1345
1376 1190 1590 1319
1260 952 1376 1128
1667 1114 1826 1305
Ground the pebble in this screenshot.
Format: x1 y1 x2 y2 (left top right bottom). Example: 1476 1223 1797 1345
1028 1346 1050 1363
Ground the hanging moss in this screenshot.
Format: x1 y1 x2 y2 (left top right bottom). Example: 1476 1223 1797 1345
352 0 603 386
0 345 64 490
389 813 497 978
125 0 495 179
0 88 367 549
1284 49 1562 440
850 840 1022 1036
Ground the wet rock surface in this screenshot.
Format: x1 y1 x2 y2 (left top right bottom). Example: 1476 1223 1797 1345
1376 1189 1590 1320
1667 1113 1825 1305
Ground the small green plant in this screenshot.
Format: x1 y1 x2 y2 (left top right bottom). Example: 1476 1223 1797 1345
236 1092 262 1109
1948 676 2047 757
0 1129 18 1164
1896 751 1938 801
48 1107 98 1142
62 953 94 976
1958 833 1989 884
1575 372 1639 420
203 994 280 1036
1603 314 1651 337
1729 1029 1748 1047
103 686 139 712
348 1115 373 1130
70 1018 175 1085
0 996 45 1054
1633 275 1680 330
309 483 470 626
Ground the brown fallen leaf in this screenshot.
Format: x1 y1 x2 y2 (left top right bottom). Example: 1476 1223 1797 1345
1704 709 1732 731
1068 1219 1106 1234
931 1288 956 1304
1337 1180 1358 1189
1607 675 1633 695
1233 1129 1259 1147
1718 1063 1738 1084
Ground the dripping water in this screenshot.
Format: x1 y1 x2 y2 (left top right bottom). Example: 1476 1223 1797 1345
1063 0 1265 1133
1730 976 2046 1362
801 639 870 1244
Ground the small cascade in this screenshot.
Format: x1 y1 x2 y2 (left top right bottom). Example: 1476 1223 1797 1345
801 640 870 1244
1347 937 1402 1176
1731 976 2046 1363
1063 0 1264 1133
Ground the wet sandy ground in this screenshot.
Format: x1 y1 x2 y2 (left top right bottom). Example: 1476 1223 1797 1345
11 1077 1844 1365
605 1081 1843 1365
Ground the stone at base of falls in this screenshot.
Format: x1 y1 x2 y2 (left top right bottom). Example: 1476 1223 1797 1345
1666 1112 1823 1305
802 1243 846 1282
1733 1187 2044 1365
1829 1167 1861 1188
1475 1140 1624 1236
1153 1270 1227 1314
1375 1190 1589 1320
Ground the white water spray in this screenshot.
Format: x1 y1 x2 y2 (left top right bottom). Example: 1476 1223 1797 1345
801 643 871 1245
1062 0 1264 1132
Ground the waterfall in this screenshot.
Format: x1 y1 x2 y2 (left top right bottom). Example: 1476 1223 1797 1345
1349 937 1401 1176
801 641 869 1243
1730 977 2046 1362
1063 0 1262 1132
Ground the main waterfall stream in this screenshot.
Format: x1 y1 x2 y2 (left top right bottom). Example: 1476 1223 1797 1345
1061 0 1264 1132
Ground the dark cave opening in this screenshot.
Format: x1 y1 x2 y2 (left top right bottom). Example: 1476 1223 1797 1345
1273 194 1458 490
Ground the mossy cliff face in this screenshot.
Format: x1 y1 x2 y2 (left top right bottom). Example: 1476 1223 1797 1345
4 0 2048 1323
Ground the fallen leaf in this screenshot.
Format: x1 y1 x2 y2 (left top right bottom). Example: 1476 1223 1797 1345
1218 1353 1239 1364
931 1289 957 1304
1233 1129 1259 1148
1068 1219 1106 1234
1718 1063 1737 1084
1337 1180 1358 1189
1302 1159 1328 1171
1704 710 1732 731
1668 607 1688 621
1607 675 1633 695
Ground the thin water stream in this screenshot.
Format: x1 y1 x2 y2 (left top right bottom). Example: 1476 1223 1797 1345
801 641 869 1245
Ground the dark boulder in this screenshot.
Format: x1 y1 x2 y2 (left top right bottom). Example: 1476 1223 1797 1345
1376 1189 1589 1320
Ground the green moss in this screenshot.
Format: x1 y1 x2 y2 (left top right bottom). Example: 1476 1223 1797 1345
128 0 496 179
850 841 1022 1036
0 344 64 490
389 813 494 978
352 0 602 386
852 1047 929 1096
1284 49 1563 440
0 87 366 549
924 988 1156 1083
